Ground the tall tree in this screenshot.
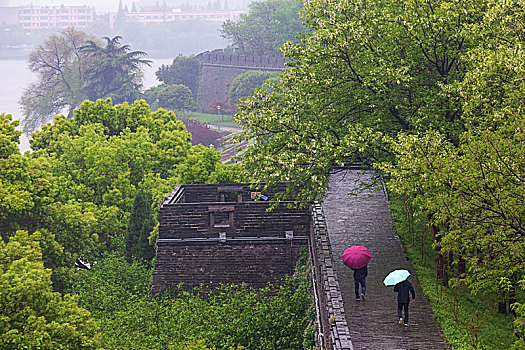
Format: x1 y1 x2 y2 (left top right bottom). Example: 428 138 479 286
20 28 95 133
381 0 525 299
126 189 155 264
235 0 487 203
155 55 201 100
0 231 99 349
220 0 306 55
79 36 151 104
0 114 34 234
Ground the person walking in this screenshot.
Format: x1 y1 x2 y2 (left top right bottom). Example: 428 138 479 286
353 265 367 301
394 278 415 326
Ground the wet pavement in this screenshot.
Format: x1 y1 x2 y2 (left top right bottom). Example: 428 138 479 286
322 169 450 350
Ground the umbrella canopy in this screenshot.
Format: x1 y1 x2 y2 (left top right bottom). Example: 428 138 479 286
341 246 371 270
383 269 411 286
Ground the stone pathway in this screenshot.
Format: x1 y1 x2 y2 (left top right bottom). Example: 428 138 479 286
322 169 450 350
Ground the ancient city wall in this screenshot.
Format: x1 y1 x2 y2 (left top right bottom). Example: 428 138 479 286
152 183 309 293
195 51 287 112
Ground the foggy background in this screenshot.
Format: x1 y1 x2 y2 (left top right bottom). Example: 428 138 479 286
4 0 249 13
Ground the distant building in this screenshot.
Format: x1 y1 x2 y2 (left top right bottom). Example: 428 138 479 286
16 5 94 31
109 6 243 28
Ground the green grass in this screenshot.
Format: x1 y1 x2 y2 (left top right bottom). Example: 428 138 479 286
177 111 241 128
389 193 517 350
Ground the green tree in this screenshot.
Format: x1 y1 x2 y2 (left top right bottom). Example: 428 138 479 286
157 84 196 112
79 36 151 104
177 144 221 184
156 55 201 100
0 231 99 349
126 189 155 264
0 114 34 234
220 0 306 55
228 70 279 104
20 28 95 133
143 84 166 110
383 0 525 298
21 99 194 288
234 0 487 203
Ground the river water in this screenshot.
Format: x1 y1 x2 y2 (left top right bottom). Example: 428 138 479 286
0 58 172 153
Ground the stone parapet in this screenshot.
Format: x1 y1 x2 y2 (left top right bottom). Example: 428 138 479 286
310 203 354 350
152 182 310 293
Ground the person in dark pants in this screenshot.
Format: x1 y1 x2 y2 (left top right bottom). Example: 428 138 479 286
352 265 368 301
394 279 415 326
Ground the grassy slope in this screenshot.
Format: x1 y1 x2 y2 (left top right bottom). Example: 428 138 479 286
388 193 517 350
177 111 240 128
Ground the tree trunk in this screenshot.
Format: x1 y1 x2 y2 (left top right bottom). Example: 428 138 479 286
457 255 466 276
430 219 448 287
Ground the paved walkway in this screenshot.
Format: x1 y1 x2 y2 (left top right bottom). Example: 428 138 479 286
322 169 450 350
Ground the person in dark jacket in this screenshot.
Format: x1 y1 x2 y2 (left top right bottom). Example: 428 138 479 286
352 265 368 301
394 279 415 326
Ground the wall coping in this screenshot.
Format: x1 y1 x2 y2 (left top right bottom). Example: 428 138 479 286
157 236 309 244
311 204 354 350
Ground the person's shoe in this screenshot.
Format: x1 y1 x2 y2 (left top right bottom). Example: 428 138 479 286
356 297 360 301
360 293 365 301
398 318 403 325
404 323 409 327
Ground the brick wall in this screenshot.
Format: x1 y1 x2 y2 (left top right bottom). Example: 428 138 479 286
158 202 309 239
152 183 310 292
163 183 290 205
195 51 287 69
195 51 286 112
152 238 306 292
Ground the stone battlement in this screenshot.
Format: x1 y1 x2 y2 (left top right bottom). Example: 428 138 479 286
195 49 287 70
152 183 310 293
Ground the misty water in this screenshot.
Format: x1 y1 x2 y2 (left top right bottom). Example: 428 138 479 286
0 58 172 153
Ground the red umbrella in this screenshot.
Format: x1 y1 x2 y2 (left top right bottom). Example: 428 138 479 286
342 246 371 269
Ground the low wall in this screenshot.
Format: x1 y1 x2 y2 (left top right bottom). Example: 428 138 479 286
310 204 354 350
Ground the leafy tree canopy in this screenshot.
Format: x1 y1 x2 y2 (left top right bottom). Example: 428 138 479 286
155 55 201 99
0 231 99 349
157 84 196 112
228 70 279 104
20 28 96 133
379 0 525 297
21 31 151 134
235 0 487 203
13 99 196 289
220 0 307 55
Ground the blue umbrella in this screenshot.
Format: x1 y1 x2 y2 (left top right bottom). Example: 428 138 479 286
383 269 410 286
